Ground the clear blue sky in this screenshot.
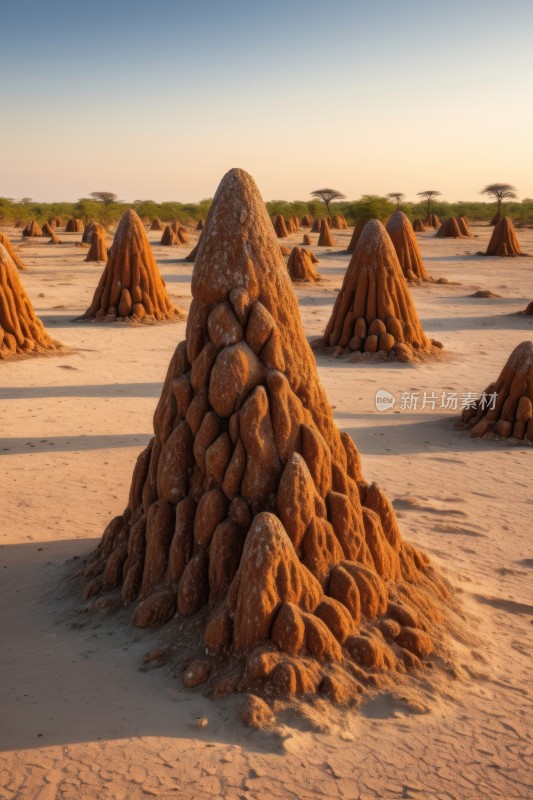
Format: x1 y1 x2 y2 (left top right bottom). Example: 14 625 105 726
1 0 532 202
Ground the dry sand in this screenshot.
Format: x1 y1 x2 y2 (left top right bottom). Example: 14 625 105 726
0 223 532 799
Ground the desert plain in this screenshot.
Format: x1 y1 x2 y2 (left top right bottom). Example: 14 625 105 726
0 219 532 800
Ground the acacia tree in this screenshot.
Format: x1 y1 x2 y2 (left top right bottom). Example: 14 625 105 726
310 188 346 219
480 183 517 223
90 191 117 207
90 191 119 225
386 192 404 206
417 190 441 220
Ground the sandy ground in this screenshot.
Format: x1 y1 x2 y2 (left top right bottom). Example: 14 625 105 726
0 222 532 800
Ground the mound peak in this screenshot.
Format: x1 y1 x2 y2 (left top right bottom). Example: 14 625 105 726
458 341 533 443
0 244 62 359
386 210 431 283
77 209 183 323
0 232 26 271
317 218 333 246
273 215 289 238
435 217 463 238
82 168 452 716
320 220 434 360
85 225 108 261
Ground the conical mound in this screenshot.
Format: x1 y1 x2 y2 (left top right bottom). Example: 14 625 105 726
290 214 299 231
0 232 26 271
66 218 84 233
457 341 533 443
386 210 431 283
161 225 178 246
301 215 312 226
151 218 163 231
0 244 62 359
425 214 440 229
274 215 288 238
185 241 200 262
484 217 524 257
331 215 348 230
435 217 463 238
81 169 452 714
320 220 434 360
457 215 472 237
287 246 320 282
82 222 97 244
42 222 55 238
85 226 108 261
23 220 42 237
76 209 183 323
311 218 321 233
171 221 189 244
317 218 333 246
412 218 426 232
346 221 364 253
302 233 312 245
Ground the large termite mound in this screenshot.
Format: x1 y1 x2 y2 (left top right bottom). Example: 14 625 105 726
318 220 436 361
274 215 289 238
457 341 533 443
386 211 431 283
435 218 464 238
0 233 26 271
317 218 334 246
483 217 525 257
412 218 426 232
81 169 453 717
0 244 62 359
76 209 183 324
85 225 108 262
22 221 42 237
287 246 320 282
66 218 84 233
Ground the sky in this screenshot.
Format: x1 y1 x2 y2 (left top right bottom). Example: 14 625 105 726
1 0 532 204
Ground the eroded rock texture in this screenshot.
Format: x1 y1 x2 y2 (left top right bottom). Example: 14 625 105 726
83 169 451 710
